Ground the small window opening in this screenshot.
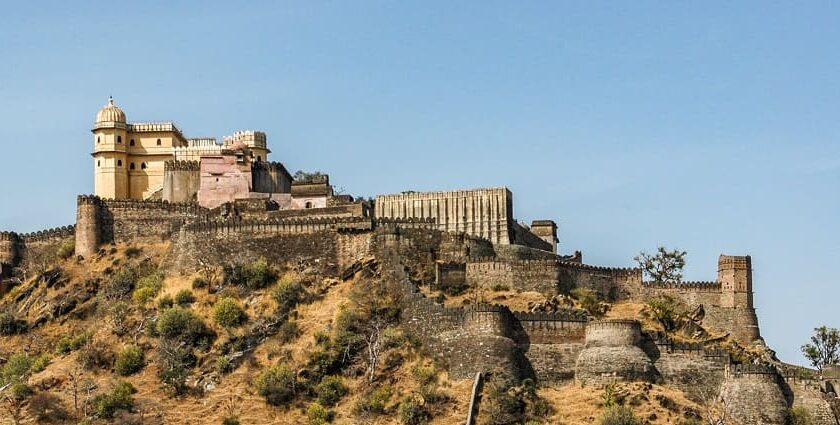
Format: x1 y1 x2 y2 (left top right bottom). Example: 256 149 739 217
141 163 147 170
97 137 100 144
130 163 135 170
117 160 122 167
305 201 313 209
117 136 122 144
257 156 262 162
130 139 135 146
97 160 100 167
156 139 162 146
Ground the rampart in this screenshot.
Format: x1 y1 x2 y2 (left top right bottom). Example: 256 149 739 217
722 364 788 425
252 161 292 194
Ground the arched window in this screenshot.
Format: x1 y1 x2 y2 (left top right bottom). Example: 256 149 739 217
130 163 135 170
129 139 135 146
141 163 147 170
257 156 262 162
97 160 100 167
156 139 162 146
117 160 122 167
117 136 122 144
305 201 313 209
97 137 100 144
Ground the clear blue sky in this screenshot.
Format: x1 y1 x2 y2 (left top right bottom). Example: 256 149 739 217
1 1 838 366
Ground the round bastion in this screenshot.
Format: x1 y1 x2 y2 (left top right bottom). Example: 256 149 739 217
574 320 656 386
721 364 788 425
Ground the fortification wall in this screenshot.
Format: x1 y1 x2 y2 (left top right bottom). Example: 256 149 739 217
252 161 292 194
0 231 20 266
162 160 200 203
722 364 788 425
575 320 657 386
782 377 839 425
510 221 554 252
557 261 641 300
514 311 588 382
466 259 560 294
0 226 76 270
265 203 367 220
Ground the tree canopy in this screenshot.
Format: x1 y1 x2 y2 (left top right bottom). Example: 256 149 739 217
634 247 687 284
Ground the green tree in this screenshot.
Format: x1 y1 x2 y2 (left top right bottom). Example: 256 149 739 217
634 246 687 284
801 326 840 371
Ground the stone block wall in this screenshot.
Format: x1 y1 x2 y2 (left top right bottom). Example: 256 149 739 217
722 364 788 425
466 259 560 293
162 160 200 203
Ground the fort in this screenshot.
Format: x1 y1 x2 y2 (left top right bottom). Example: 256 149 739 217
2 99 839 425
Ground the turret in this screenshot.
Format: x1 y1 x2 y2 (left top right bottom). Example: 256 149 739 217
75 195 101 257
530 220 558 253
92 97 129 199
718 255 761 343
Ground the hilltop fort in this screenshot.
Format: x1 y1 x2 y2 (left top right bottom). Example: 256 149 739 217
0 99 838 424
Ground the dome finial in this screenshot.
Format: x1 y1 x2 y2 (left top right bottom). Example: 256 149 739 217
108 96 114 106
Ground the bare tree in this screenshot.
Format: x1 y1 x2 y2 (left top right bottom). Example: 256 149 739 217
698 387 728 425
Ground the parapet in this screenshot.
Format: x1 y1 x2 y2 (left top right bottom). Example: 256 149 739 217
0 231 20 242
127 122 183 136
18 225 75 243
719 255 751 272
585 320 642 347
164 160 200 171
223 130 267 148
728 363 777 376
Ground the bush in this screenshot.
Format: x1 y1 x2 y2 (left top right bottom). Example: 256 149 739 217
485 378 524 425
788 407 815 425
132 286 157 306
175 289 196 305
56 332 90 354
399 398 431 425
571 287 607 317
355 385 392 415
278 320 301 343
222 417 241 425
157 307 214 347
646 296 681 331
77 339 114 370
27 392 70 421
157 339 196 395
56 239 75 260
114 345 144 376
1 353 32 385
102 267 137 300
158 295 174 310
224 258 277 290
216 355 233 374
272 277 304 314
601 406 641 425
254 363 296 406
412 364 438 387
0 311 27 335
92 381 135 419
30 353 51 373
214 297 246 328
307 402 335 425
316 375 348 406
491 284 510 292
192 277 208 289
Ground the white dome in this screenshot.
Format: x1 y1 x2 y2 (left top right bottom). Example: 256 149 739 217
94 96 126 128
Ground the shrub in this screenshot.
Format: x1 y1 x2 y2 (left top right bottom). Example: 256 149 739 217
307 402 335 425
192 277 208 289
175 289 196 305
216 355 233 374
27 392 70 421
55 332 90 354
278 320 301 343
222 417 241 425
788 407 815 425
102 267 137 300
158 295 174 310
485 379 524 425
272 277 304 314
132 286 157 306
157 339 195 395
224 258 277 290
412 364 438 387
398 398 430 425
56 239 75 260
92 381 135 419
646 296 681 331
30 353 51 373
10 382 33 400
0 311 27 335
214 297 246 328
254 363 296 406
114 345 144 376
491 284 510 292
571 287 607 317
1 353 32 385
317 375 348 406
601 405 641 425
355 385 392 415
157 307 215 347
77 339 114 370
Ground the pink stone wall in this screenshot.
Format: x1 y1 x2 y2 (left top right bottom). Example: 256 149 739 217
197 155 253 209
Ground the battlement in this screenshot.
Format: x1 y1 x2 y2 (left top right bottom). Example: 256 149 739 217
729 363 777 376
99 197 210 215
77 194 102 205
223 130 267 148
0 231 20 242
293 174 329 184
376 187 511 202
18 225 75 243
183 216 375 234
127 122 183 136
513 309 589 323
557 260 639 275
719 255 751 271
643 280 722 292
585 319 642 347
186 138 218 147
164 160 200 171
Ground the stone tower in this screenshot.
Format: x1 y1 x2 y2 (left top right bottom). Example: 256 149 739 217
718 255 761 343
75 195 101 257
92 97 129 199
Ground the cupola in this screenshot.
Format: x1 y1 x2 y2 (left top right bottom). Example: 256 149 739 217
94 96 127 129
